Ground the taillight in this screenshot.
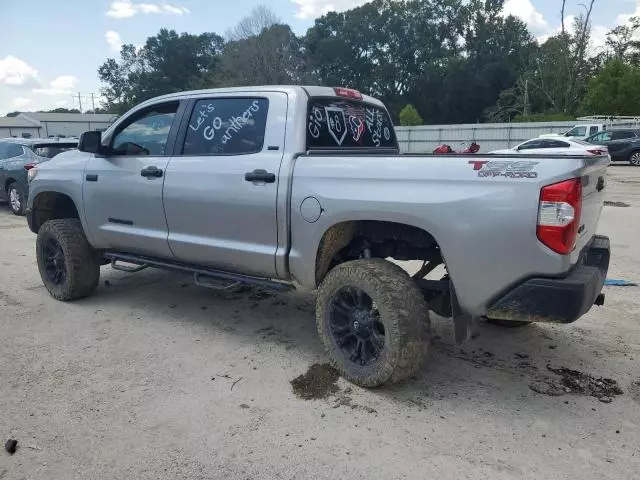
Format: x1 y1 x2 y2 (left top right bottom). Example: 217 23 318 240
537 178 582 255
586 148 606 156
23 162 37 171
334 87 363 100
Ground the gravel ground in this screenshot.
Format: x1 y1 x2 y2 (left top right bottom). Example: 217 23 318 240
1 165 639 479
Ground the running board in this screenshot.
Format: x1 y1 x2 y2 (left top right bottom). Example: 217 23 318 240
103 252 294 292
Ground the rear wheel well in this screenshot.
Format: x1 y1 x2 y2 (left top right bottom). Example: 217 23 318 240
4 177 17 192
30 192 80 233
314 221 449 316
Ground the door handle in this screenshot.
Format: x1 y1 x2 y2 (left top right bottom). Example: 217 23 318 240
86 174 98 182
244 169 275 183
141 166 163 178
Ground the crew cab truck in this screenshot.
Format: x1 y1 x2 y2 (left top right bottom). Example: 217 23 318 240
25 86 611 388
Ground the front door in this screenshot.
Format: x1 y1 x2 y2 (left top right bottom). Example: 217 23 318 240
163 93 287 278
82 100 182 258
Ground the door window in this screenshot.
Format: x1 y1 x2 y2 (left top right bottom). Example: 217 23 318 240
518 140 545 150
545 140 571 148
111 102 179 156
591 132 611 143
589 126 599 136
611 130 637 140
182 98 269 155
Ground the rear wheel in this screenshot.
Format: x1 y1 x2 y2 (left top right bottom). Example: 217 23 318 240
36 219 100 301
630 151 640 166
316 259 430 387
7 183 25 216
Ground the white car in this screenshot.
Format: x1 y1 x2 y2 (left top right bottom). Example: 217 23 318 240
490 137 608 156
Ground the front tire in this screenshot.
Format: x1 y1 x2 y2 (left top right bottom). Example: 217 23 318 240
630 151 640 166
316 259 430 388
7 183 25 216
36 219 100 301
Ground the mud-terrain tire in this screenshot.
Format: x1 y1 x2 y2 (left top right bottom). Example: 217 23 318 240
36 219 100 301
316 259 431 388
485 318 532 328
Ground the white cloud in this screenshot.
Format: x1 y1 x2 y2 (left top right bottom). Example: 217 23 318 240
106 1 190 18
502 0 548 33
50 75 77 90
12 97 35 109
106 30 123 53
290 0 367 19
0 55 39 87
33 75 78 96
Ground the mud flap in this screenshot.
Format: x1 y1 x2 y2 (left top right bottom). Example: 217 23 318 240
450 279 474 344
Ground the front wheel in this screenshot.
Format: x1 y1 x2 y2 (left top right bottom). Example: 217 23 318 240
630 151 640 166
316 259 430 388
7 183 25 216
36 219 100 301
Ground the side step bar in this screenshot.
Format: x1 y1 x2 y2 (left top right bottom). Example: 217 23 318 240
103 252 294 292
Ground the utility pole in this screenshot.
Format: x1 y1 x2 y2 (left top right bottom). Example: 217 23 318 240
90 93 96 112
523 79 529 118
77 92 83 113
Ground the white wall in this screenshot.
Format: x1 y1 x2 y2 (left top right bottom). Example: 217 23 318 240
0 126 42 139
395 122 579 153
39 121 113 138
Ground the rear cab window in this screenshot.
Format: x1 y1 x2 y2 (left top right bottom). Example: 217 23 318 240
306 95 397 150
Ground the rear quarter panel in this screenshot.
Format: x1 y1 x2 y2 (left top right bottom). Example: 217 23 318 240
289 154 608 315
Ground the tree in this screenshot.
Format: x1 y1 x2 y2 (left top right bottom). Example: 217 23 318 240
605 17 640 65
40 108 81 114
399 104 423 126
217 11 305 87
580 59 640 115
98 29 224 113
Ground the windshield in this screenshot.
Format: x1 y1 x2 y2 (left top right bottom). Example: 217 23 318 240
31 144 77 158
565 126 587 137
306 97 397 150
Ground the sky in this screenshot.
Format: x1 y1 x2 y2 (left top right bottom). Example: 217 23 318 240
1 0 639 115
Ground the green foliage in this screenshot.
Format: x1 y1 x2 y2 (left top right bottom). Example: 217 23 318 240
399 104 424 126
95 2 640 122
98 29 224 113
580 59 640 116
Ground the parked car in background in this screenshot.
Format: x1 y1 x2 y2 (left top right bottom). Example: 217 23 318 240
539 124 605 141
0 138 77 215
490 137 608 157
585 128 640 166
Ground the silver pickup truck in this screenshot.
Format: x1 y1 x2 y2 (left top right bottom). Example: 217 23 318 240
25 86 610 387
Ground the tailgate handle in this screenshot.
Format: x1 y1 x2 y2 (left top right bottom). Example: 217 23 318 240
596 176 605 192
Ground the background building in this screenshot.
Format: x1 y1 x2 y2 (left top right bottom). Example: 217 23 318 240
0 113 117 139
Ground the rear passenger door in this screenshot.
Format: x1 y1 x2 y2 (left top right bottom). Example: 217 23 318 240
163 93 287 278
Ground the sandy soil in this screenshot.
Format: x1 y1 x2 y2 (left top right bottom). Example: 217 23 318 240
1 166 639 479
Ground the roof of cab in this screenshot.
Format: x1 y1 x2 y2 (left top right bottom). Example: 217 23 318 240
135 85 385 109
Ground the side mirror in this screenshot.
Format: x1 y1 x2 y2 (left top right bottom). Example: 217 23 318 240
78 130 103 154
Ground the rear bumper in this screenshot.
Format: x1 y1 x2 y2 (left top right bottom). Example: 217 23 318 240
487 235 610 324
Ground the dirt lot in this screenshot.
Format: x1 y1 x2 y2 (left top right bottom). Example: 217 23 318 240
1 165 639 479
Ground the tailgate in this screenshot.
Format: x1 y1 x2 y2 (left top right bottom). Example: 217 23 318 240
574 156 609 260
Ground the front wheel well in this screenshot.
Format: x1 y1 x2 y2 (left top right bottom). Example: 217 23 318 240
30 192 80 233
